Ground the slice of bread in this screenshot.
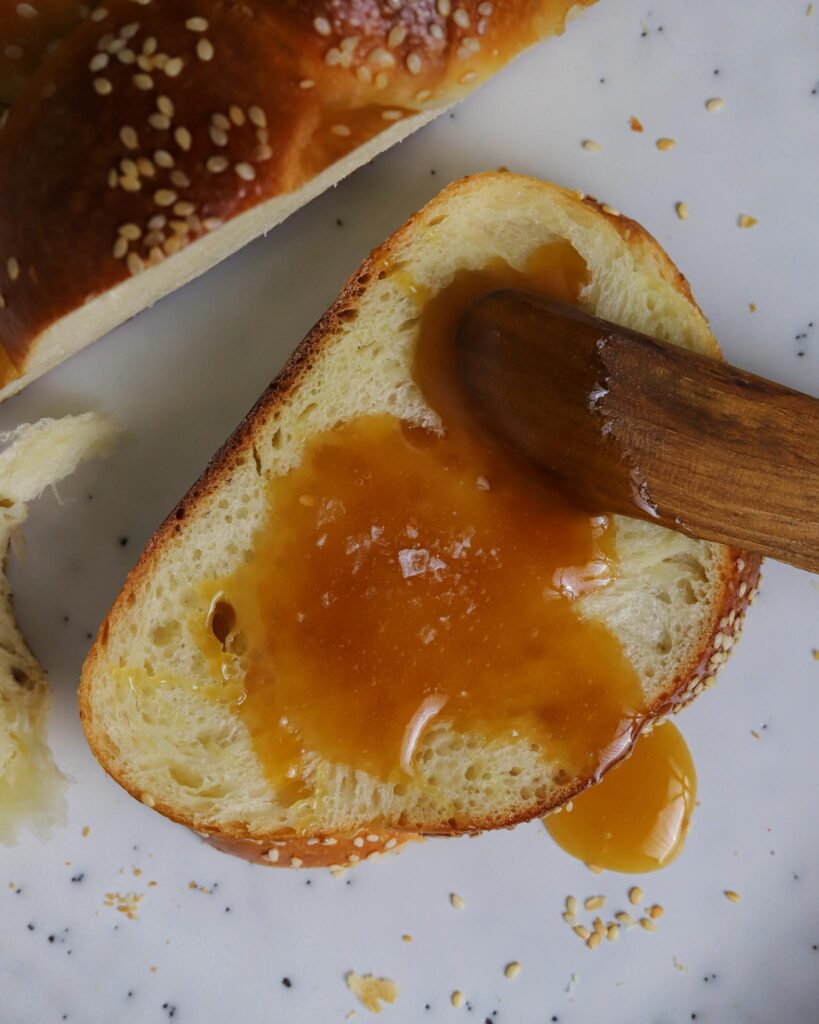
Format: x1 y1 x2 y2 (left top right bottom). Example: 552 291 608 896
80 173 760 868
0 412 118 845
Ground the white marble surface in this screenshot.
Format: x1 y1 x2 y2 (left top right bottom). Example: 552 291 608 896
2 1 819 1021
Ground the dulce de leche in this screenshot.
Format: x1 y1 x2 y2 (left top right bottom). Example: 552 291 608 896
199 242 646 814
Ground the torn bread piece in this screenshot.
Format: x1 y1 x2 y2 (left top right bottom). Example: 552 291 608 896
0 412 119 844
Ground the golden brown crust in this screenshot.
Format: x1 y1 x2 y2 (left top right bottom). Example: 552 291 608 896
205 830 418 869
80 172 761 863
0 0 592 387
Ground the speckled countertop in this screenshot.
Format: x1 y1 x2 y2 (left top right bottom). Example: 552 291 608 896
2 2 819 1022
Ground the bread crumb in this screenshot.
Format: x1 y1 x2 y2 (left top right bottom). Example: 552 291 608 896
738 214 758 229
450 892 465 910
103 891 143 920
749 303 757 313
504 961 522 979
82 826 90 838
401 934 412 942
629 116 643 132
647 904 664 919
705 97 725 112
451 990 465 1008
675 201 689 221
345 972 399 1014
640 917 657 932
582 139 602 153
724 890 742 904
656 137 677 152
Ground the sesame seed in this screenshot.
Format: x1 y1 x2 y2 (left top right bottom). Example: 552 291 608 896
504 962 521 979
330 123 351 137
384 838 397 849
374 71 389 89
266 849 279 863
17 2 38 17
153 148 174 167
582 139 602 152
705 96 724 112
313 15 331 36
628 886 643 905
352 836 365 847
606 923 620 941
451 991 464 1008
234 162 256 181
173 201 195 216
437 0 451 15
142 36 157 56
170 169 190 187
119 125 138 149
211 111 231 130
676 201 689 220
298 78 315 89
164 56 183 76
120 21 139 39
248 105 266 127
196 38 214 61
738 215 757 229
656 137 676 151
584 895 606 911
406 51 422 74
724 890 741 903
112 237 128 259
93 77 113 94
573 925 590 940
647 904 664 919
119 222 141 240
0 293 5 308
148 112 170 130
586 933 602 949
415 88 432 102
126 251 142 275
458 70 477 83
640 917 657 931
174 126 191 150
340 35 359 53
449 892 465 910
89 52 109 71
91 6 108 20
185 16 208 31
388 24 407 47
382 109 403 120
209 125 228 146
120 175 141 191
153 189 177 207
133 72 153 89
614 911 634 926
593 917 606 936
156 94 174 116
566 895 579 916
206 155 228 173
478 1 493 14
228 104 245 126
430 23 445 39
137 156 155 176
289 857 303 868
453 8 470 28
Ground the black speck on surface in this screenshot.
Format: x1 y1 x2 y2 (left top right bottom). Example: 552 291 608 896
127 991 134 999
346 879 352 886
424 1004 431 1011
691 1015 698 1020
27 923 34 931
118 536 129 547
63 615 70 624
224 906 230 912
336 218 344 227
162 1002 177 1019
304 879 312 886
599 77 606 83
48 935 55 943
282 978 292 989
812 944 817 951
85 632 93 640
714 67 720 75
70 873 84 883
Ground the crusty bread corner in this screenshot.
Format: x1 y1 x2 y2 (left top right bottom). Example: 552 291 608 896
0 0 596 403
0 412 119 845
80 173 761 868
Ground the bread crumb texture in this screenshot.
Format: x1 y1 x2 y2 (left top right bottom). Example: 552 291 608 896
81 172 758 847
345 971 398 1013
0 413 118 844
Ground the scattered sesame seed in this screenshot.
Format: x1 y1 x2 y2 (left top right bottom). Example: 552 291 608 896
119 125 139 149
138 156 155 176
229 104 246 126
628 887 643 905
586 933 602 950
648 905 664 919
234 162 256 181
331 123 352 137
7 258 19 281
401 934 412 942
453 7 470 28
614 911 634 926
313 15 331 36
290 857 303 868
573 925 590 940
89 52 109 71
196 38 214 61
705 96 725 112
169 169 189 188
676 201 689 220
153 148 174 167
504 961 522 979
164 56 184 77
299 78 315 89
640 918 657 932
738 214 757 228
437 0 451 15
113 236 128 259
206 155 228 173
209 125 228 146
451 990 464 1008
133 72 153 90
566 895 579 916
449 892 465 910
148 112 170 130
582 139 602 153
153 188 177 207
607 923 620 941
156 94 174 116
119 222 141 240
724 890 741 903
93 77 113 94
248 105 267 127
656 137 677 151
185 16 208 31
174 126 191 150
584 895 606 911
173 201 195 216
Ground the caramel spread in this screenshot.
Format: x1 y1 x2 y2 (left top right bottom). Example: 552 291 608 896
199 243 646 807
546 722 697 872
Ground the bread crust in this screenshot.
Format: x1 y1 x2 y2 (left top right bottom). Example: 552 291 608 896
0 0 592 398
80 173 762 865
